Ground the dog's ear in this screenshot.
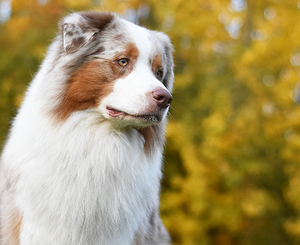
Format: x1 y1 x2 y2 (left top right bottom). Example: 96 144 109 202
61 12 114 54
62 21 97 54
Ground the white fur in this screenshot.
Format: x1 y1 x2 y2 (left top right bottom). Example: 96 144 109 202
1 12 173 245
4 117 162 244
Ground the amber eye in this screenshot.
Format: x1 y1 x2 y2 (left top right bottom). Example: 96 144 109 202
156 69 163 80
117 59 129 67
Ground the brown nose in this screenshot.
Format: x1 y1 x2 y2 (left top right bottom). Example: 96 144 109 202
152 88 173 109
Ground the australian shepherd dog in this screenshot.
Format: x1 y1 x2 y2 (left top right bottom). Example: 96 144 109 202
0 11 174 245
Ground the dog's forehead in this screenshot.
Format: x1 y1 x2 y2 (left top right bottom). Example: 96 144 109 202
119 19 154 60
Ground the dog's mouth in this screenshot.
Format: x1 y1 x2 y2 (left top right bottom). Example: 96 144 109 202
106 106 161 123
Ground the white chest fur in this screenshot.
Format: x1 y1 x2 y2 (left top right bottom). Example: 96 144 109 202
3 111 163 245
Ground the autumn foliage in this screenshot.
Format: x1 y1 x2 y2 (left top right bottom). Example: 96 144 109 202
1 0 300 244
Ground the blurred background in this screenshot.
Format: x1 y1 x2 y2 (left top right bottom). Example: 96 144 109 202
1 0 300 244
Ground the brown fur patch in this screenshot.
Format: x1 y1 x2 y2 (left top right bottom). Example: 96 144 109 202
80 12 114 31
55 60 113 121
137 125 159 154
55 42 140 121
152 54 162 74
152 54 163 82
113 42 139 64
126 42 140 61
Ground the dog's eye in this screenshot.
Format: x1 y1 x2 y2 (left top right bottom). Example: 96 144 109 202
117 59 129 67
156 69 163 80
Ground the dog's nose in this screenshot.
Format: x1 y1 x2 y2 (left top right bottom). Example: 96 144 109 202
152 88 173 109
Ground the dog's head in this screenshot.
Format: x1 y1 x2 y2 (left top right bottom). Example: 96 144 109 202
54 12 174 128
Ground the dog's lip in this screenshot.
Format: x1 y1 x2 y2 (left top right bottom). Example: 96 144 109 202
106 106 127 117
106 106 161 122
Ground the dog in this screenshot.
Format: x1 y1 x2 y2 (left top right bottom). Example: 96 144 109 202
0 11 174 245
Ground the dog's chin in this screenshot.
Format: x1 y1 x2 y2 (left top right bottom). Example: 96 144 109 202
106 106 163 127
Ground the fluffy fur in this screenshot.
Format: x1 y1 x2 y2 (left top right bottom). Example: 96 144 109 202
0 12 174 245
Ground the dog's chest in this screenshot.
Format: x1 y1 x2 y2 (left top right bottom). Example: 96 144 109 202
16 124 162 244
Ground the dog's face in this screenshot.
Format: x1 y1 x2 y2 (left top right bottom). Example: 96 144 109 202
55 12 174 128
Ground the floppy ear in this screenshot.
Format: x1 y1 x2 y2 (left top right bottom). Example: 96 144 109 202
61 12 114 54
62 22 97 54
